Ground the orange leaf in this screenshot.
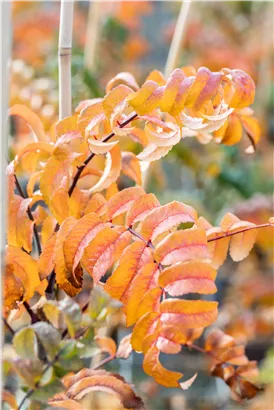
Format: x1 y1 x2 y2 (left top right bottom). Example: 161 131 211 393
185 67 222 110
122 152 142 185
136 287 162 321
63 369 144 409
49 394 84 410
7 196 34 252
38 232 57 280
220 213 257 261
103 84 133 118
95 336 117 357
131 312 160 352
63 213 106 274
81 226 131 283
106 72 139 93
107 186 145 221
159 68 185 112
125 262 159 326
137 143 173 162
159 261 217 296
54 217 83 297
229 69 255 108
89 145 122 193
6 246 41 301
9 104 45 141
143 345 182 387
87 138 118 155
140 201 197 241
104 241 153 305
84 193 107 216
160 299 218 328
126 193 160 227
154 228 208 265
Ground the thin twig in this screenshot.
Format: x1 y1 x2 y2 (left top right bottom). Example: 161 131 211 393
207 223 272 243
2 316 15 336
14 175 42 255
92 354 116 371
23 301 39 324
68 112 138 197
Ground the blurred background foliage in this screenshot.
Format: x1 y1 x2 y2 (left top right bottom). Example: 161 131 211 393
5 1 273 410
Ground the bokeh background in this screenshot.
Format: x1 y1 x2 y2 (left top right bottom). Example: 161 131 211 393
5 1 274 410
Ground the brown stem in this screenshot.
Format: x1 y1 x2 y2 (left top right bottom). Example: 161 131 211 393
68 112 138 197
92 354 116 370
207 223 272 243
14 175 42 255
23 301 39 324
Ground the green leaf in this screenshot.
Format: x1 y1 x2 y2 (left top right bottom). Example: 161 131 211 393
43 301 60 329
32 323 61 361
13 327 38 359
31 379 64 403
59 298 81 338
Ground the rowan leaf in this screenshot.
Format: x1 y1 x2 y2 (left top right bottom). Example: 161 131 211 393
122 152 142 185
7 195 34 252
229 69 255 108
103 84 133 118
137 143 173 162
106 72 139 93
131 312 160 352
87 138 118 155
54 217 83 297
81 226 131 283
136 287 162 321
220 213 257 261
9 104 45 141
63 212 106 274
89 145 122 193
84 193 107 216
159 261 217 296
13 327 38 359
63 369 144 409
184 67 222 110
143 345 183 387
38 232 57 280
49 394 85 410
140 201 197 241
104 241 153 306
154 228 208 265
6 246 41 301
160 299 218 328
179 373 198 390
159 68 185 112
125 262 159 326
107 186 145 221
116 334 132 359
95 336 117 357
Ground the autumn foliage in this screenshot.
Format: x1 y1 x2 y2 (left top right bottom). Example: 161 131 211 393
4 65 273 409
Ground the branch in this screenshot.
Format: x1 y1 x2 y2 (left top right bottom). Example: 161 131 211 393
23 301 39 324
68 112 138 197
58 0 74 119
91 354 116 371
164 1 192 77
14 175 42 255
207 223 272 243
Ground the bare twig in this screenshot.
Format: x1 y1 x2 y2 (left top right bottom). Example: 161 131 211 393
92 354 116 371
14 175 42 255
164 1 192 77
208 223 272 243
58 0 74 119
68 112 138 197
